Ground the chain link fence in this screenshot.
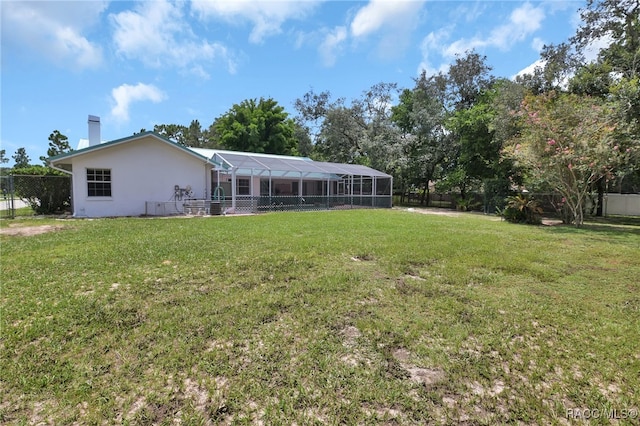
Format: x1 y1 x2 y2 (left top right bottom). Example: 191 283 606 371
0 174 71 219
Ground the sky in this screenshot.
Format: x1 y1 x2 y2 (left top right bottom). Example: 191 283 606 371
1 0 586 165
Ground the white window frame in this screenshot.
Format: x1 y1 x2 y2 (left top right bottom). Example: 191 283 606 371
87 168 112 197
237 178 250 195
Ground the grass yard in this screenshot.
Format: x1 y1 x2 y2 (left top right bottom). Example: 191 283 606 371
1 209 639 424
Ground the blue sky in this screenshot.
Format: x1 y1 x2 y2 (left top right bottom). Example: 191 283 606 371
1 0 585 165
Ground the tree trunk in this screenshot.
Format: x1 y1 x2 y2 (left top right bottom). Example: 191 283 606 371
596 177 604 217
420 181 427 205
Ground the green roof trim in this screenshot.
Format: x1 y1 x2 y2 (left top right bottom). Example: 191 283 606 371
48 131 221 167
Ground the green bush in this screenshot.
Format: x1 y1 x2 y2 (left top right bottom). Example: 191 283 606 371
12 166 71 214
503 193 543 224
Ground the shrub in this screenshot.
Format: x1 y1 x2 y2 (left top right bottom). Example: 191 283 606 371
503 193 543 224
12 166 71 214
455 195 480 211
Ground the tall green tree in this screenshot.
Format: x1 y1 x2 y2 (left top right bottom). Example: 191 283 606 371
441 50 496 200
446 50 495 111
0 149 8 164
293 120 314 157
182 120 203 147
212 97 297 155
572 0 639 80
12 147 30 168
41 130 72 164
391 74 451 205
516 43 579 94
294 89 334 144
314 83 400 168
316 106 368 163
154 124 187 145
449 91 497 181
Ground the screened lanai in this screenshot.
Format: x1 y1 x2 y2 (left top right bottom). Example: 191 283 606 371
188 148 393 214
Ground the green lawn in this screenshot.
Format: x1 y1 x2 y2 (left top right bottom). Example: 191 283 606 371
1 210 639 424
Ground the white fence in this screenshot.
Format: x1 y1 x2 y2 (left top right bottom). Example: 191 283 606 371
604 194 640 216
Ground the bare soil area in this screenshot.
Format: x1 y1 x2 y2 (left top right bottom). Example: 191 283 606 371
0 224 65 236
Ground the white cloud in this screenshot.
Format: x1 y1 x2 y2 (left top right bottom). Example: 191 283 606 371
417 28 451 76
110 0 236 77
513 58 545 79
350 0 424 38
418 2 548 77
583 34 613 63
110 83 166 122
531 37 546 53
1 1 106 69
191 0 319 44
457 1 487 23
442 2 545 59
350 0 425 59
319 26 347 67
506 2 545 42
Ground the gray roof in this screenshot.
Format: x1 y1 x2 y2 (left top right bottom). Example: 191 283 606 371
189 148 391 179
48 131 390 180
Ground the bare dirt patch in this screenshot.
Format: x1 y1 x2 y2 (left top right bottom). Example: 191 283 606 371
0 224 64 236
404 207 463 217
403 207 503 221
392 348 446 386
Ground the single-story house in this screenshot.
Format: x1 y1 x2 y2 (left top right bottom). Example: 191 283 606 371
49 118 392 218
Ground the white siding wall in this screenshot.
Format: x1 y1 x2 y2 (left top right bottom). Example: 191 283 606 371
605 194 640 216
70 136 212 217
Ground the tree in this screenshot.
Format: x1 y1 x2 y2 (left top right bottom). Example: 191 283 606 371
183 120 206 148
516 43 580 94
316 105 368 163
391 74 451 205
41 130 72 164
154 124 187 145
572 0 639 80
568 61 615 96
358 82 401 172
293 120 314 157
505 92 636 226
294 89 335 143
311 82 402 170
490 79 527 154
565 0 640 212
446 50 494 111
0 149 8 164
449 90 498 181
12 147 30 168
440 51 496 202
212 97 298 155
12 165 71 214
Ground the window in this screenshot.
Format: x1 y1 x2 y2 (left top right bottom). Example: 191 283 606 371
260 179 270 196
87 169 111 197
237 178 250 195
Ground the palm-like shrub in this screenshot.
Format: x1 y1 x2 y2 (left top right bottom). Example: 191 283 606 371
503 193 543 224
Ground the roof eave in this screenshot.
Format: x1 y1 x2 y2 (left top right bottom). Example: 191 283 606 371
49 132 220 167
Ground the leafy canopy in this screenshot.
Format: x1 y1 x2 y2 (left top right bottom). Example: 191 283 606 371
505 92 636 226
213 97 297 155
